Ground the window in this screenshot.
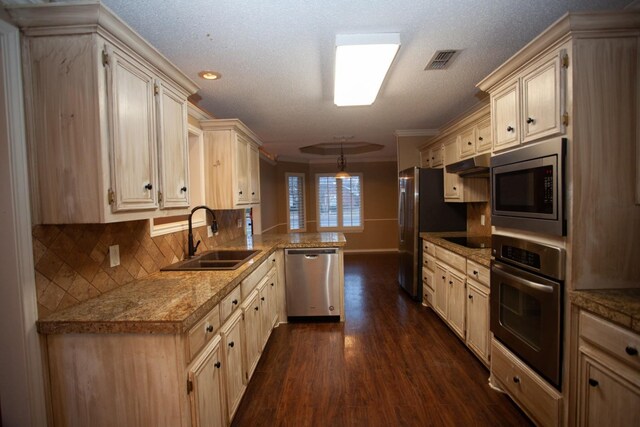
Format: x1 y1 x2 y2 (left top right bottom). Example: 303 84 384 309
286 173 306 232
316 174 363 231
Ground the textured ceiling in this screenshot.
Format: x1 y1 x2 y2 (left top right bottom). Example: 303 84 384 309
101 0 631 161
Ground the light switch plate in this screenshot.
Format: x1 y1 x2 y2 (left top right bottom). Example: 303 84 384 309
109 245 120 267
207 226 213 238
480 214 486 226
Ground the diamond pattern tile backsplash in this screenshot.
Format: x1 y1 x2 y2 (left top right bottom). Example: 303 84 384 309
32 210 245 318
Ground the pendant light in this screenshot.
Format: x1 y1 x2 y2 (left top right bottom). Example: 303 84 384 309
336 142 350 179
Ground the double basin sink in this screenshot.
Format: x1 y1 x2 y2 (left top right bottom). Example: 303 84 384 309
161 249 259 271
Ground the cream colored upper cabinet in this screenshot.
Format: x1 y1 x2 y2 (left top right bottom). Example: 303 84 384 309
492 80 520 151
201 119 263 209
10 3 198 223
521 53 565 143
444 171 461 201
106 45 158 212
458 127 477 159
430 145 444 168
157 82 189 209
476 119 492 153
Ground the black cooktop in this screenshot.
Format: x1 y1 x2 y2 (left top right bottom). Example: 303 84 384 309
442 236 491 249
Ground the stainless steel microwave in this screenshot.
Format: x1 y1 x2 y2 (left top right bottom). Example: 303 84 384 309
491 138 566 236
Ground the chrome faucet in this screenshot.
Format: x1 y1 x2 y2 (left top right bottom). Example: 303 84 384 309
187 205 218 258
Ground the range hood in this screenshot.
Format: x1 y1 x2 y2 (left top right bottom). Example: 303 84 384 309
446 153 490 177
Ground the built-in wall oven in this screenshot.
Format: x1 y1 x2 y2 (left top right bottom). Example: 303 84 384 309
491 137 566 236
491 234 565 389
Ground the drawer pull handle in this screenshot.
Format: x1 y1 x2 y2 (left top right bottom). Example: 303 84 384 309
228 341 234 348
626 346 638 356
588 378 599 387
214 361 221 369
232 299 238 305
206 325 214 333
513 376 520 384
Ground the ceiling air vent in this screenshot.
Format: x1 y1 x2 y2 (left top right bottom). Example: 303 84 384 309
424 50 459 70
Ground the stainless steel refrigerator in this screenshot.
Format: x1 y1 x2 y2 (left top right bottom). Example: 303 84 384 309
398 167 467 300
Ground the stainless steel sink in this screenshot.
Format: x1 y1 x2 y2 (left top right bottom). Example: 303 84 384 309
161 249 259 271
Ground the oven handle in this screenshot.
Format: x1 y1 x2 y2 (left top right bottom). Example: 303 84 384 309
491 263 554 294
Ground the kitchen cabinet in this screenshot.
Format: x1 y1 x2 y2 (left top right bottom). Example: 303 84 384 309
259 268 278 350
433 246 467 339
443 172 489 203
434 264 448 319
429 144 444 168
475 119 492 153
188 335 226 427
458 127 477 159
220 309 246 421
241 290 262 383
201 119 263 209
466 279 489 365
490 51 565 152
10 2 197 223
577 310 640 426
421 240 436 308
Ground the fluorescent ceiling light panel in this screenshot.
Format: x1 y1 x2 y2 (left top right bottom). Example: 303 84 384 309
334 33 400 107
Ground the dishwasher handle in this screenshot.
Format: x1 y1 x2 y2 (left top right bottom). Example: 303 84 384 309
285 248 338 256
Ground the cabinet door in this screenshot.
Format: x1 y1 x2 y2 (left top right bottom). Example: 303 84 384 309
492 81 520 151
258 279 272 350
579 353 640 427
430 145 444 168
241 290 261 384
106 45 158 212
466 282 489 364
434 264 448 319
188 335 226 427
521 52 564 143
157 81 189 208
248 143 260 203
443 171 461 201
458 128 476 159
220 310 245 421
447 271 466 339
476 119 492 153
235 135 249 204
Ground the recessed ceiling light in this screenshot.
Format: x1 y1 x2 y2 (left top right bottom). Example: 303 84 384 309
334 33 400 107
198 71 221 80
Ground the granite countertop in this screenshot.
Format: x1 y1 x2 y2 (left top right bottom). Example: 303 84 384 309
419 231 492 268
37 233 346 335
569 288 640 334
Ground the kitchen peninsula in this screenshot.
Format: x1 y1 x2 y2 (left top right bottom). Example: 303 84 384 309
38 232 345 427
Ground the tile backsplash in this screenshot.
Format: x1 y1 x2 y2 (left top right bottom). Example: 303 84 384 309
32 210 245 318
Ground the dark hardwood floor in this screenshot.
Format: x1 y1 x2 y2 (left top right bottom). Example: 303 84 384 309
232 253 533 426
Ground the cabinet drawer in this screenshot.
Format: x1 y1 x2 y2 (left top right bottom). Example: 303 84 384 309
423 285 434 307
423 254 436 271
240 254 273 297
435 246 466 274
466 260 489 287
491 339 562 427
220 286 241 324
580 311 640 370
422 240 436 257
422 266 435 291
187 304 221 361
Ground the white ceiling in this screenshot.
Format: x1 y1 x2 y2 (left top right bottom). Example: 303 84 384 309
99 0 631 161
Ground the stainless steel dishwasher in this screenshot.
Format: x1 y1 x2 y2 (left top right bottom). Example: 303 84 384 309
285 248 340 320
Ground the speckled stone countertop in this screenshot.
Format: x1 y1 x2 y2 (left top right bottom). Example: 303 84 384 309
419 231 492 267
569 289 640 333
37 233 345 335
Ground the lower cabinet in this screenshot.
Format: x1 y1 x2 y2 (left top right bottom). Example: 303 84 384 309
241 289 262 383
434 260 466 339
466 280 490 364
577 310 640 426
188 335 226 427
220 309 246 421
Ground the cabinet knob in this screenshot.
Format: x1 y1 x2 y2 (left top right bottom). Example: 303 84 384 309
442 276 446 280
478 136 483 141
206 324 214 333
239 190 243 195
254 306 259 311
252 192 255 195
181 186 187 192
228 341 234 348
473 270 478 276
588 378 599 387
261 297 265 301
626 346 638 356
513 376 520 384
468 295 473 300
467 141 472 146
144 183 153 190
270 282 274 287
449 280 453 285
452 186 457 190
526 117 535 124
506 126 514 132
214 361 221 369
232 299 238 305
431 156 435 160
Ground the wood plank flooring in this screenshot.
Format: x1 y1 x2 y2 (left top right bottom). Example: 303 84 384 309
232 253 533 426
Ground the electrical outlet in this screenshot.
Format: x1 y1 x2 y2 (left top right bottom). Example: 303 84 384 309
207 226 213 238
480 214 486 226
237 219 243 228
109 245 120 267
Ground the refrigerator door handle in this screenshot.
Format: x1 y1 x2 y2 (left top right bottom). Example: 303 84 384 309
399 189 405 244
